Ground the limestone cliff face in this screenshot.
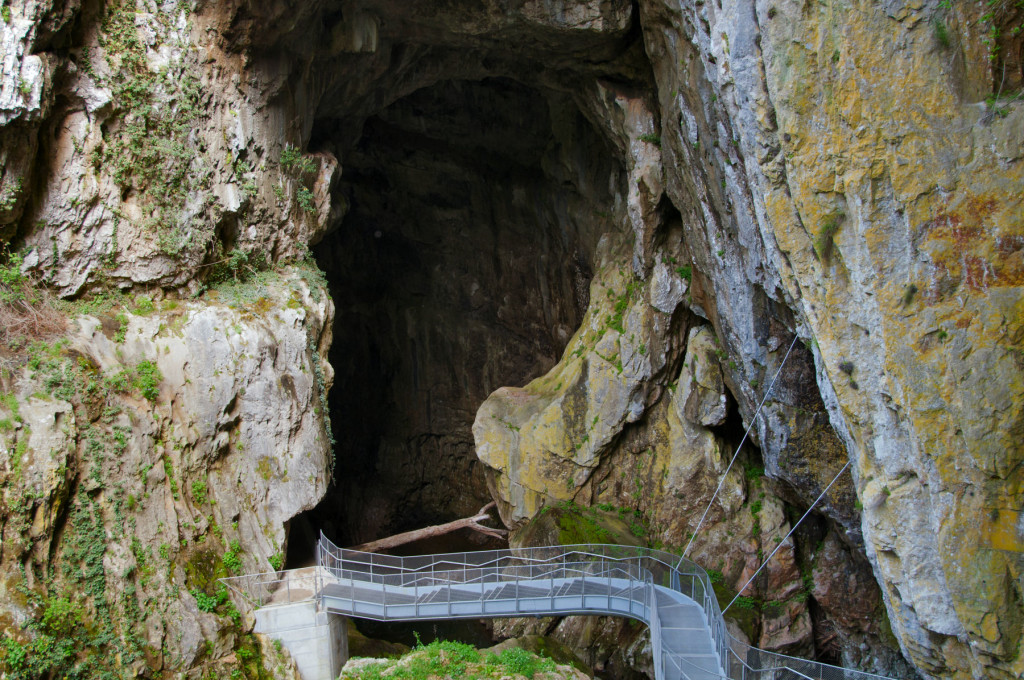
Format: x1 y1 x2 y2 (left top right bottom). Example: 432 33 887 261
1 0 337 293
645 1 1024 677
0 268 333 674
1 0 1021 679
1 1 336 676
475 0 1023 678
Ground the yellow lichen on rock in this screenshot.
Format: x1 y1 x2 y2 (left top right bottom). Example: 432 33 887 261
754 0 1024 673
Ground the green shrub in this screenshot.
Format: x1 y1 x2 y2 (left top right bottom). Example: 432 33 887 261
103 368 133 394
297 186 317 213
164 459 179 499
638 132 662 147
114 313 129 342
433 640 479 665
192 589 218 613
102 361 162 401
1 393 21 421
133 361 162 401
733 595 757 611
606 286 633 334
223 540 243 573
190 479 208 506
0 637 26 671
0 178 21 212
208 247 267 285
744 464 764 480
41 597 83 635
489 646 556 679
280 145 318 175
0 248 25 295
133 295 155 315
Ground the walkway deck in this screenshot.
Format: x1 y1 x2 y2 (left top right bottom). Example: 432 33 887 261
224 539 892 680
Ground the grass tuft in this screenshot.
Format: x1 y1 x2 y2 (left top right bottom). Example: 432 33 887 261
814 211 845 265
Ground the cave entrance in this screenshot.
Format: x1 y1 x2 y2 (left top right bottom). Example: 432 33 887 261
287 76 629 565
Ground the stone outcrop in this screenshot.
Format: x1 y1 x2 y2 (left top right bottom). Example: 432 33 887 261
638 1 1024 677
0 267 332 675
2 0 337 294
475 0 1023 677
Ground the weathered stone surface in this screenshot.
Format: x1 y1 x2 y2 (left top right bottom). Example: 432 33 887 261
679 327 728 427
474 244 664 526
633 0 1024 676
0 268 331 675
4 0 337 295
2 0 1022 678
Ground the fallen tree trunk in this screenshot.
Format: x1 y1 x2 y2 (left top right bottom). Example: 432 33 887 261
347 501 508 553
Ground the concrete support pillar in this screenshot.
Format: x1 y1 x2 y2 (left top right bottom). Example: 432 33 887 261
254 600 347 680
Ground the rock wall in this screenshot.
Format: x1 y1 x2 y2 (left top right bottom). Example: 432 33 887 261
477 0 1023 679
0 268 332 676
1 0 337 676
1 0 1021 679
646 0 1024 677
307 76 621 545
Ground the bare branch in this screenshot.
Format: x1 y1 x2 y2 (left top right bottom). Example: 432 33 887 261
347 501 507 553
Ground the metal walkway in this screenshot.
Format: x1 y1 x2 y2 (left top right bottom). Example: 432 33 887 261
224 537 891 680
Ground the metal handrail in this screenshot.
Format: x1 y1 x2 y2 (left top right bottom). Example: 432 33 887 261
223 537 893 680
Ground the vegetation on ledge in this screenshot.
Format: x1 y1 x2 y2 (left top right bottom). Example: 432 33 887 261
341 638 583 680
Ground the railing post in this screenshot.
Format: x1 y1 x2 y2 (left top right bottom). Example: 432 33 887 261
550 559 555 611
607 568 612 611
624 562 630 616
314 545 321 607
580 561 586 611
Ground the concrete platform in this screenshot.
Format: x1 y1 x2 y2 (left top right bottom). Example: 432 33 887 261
254 600 346 680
